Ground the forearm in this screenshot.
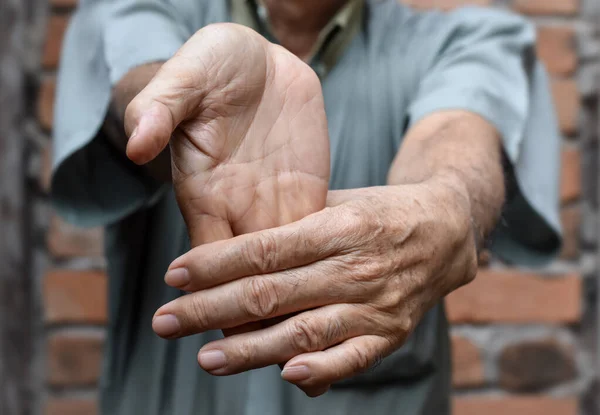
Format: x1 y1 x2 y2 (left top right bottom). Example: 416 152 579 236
102 62 172 181
388 110 505 249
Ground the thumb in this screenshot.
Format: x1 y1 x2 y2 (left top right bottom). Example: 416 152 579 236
124 23 267 166
124 61 206 165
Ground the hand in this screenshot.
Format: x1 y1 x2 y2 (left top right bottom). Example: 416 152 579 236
124 23 330 246
152 178 479 396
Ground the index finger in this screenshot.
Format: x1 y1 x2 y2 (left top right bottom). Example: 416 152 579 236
164 207 340 291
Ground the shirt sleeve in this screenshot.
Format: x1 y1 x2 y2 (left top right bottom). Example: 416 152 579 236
51 0 191 227
407 7 561 266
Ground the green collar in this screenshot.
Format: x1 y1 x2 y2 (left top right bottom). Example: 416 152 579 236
230 0 364 77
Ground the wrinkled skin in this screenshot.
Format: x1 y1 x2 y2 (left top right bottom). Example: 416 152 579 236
155 181 478 397
125 23 330 246
125 23 484 398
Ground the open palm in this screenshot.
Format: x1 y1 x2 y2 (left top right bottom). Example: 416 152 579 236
125 24 330 246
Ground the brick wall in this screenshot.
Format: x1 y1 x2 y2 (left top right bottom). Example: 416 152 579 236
35 0 600 414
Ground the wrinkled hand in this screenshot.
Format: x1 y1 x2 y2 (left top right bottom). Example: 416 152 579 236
124 23 330 246
153 180 479 396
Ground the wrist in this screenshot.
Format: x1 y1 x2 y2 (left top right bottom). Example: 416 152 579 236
423 172 482 254
424 172 471 214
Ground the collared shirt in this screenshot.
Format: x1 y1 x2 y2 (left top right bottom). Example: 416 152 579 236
230 0 364 77
51 1 562 414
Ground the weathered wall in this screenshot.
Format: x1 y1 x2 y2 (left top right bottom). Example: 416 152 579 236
0 0 29 413
1 0 47 413
26 0 600 414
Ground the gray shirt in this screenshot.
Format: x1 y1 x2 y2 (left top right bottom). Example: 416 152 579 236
51 1 562 414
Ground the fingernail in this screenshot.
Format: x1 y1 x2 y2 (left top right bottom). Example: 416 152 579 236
152 314 180 337
198 350 227 371
164 268 190 288
281 365 311 382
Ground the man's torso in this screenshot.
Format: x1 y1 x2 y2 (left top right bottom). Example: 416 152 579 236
101 1 451 414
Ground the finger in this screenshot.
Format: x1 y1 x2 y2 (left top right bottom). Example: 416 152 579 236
124 54 206 165
281 335 393 392
221 317 290 371
124 96 178 165
153 262 369 338
195 304 366 375
124 23 264 165
164 208 342 291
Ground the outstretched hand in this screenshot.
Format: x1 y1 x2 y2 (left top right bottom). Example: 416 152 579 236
124 24 485 399
124 23 330 246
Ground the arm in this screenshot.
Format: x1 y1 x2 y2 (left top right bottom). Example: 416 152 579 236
148 110 498 396
132 9 558 400
402 7 561 263
389 110 505 254
50 0 192 227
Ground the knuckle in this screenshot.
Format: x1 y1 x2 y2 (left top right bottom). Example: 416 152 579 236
185 296 212 331
335 204 389 251
392 317 413 342
339 207 365 236
324 316 351 345
358 258 389 283
288 317 322 352
349 343 373 374
243 233 278 274
374 310 413 345
235 342 255 367
242 278 280 319
335 256 388 296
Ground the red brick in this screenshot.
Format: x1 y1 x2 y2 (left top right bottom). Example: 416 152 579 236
42 14 70 69
38 77 55 131
560 205 581 259
513 0 579 16
537 27 577 77
453 397 578 415
499 339 576 391
400 0 491 9
551 79 580 136
451 335 484 388
561 147 582 203
47 333 104 386
43 270 108 324
45 398 98 415
47 214 104 259
446 269 581 324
